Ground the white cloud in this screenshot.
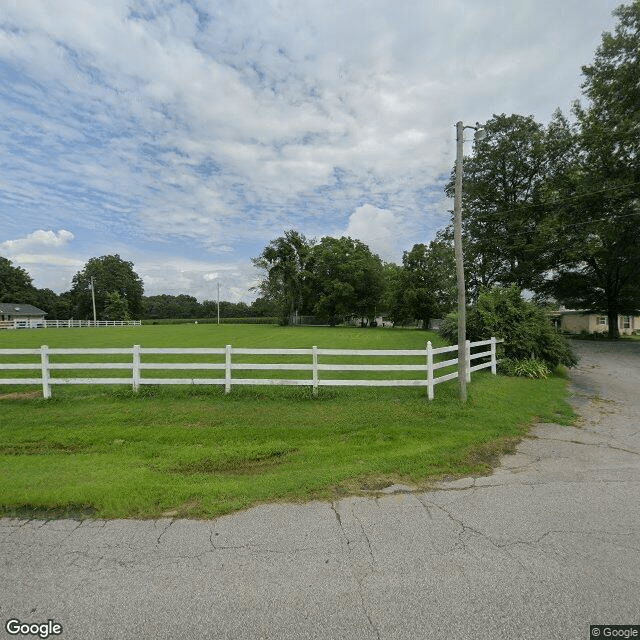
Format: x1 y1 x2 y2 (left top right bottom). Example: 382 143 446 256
341 205 404 262
1 229 74 252
136 255 258 302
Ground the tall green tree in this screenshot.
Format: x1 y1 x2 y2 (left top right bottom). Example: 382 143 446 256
249 296 278 318
33 288 72 320
380 262 404 323
545 1 640 337
308 237 384 325
444 112 571 297
0 257 36 303
391 238 456 328
252 230 313 325
71 255 144 320
103 292 130 321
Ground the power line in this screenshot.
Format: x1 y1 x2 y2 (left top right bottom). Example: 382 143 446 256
458 209 640 243
460 180 640 225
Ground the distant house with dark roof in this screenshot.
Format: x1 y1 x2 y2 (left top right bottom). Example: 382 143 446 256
0 303 47 329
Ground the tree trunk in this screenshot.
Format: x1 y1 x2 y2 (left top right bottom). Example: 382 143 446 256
607 308 620 339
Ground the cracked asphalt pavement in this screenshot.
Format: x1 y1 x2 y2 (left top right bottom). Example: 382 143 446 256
2 340 639 639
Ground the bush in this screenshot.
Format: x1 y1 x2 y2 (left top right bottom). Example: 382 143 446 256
575 329 609 340
439 285 578 369
499 358 551 379
439 309 485 345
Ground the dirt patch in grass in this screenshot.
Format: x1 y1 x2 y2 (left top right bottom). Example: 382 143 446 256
171 448 298 475
0 504 98 520
460 436 523 469
322 436 526 499
162 498 203 518
0 391 42 400
0 441 85 455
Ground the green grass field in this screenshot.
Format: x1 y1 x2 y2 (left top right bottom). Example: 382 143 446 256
0 325 575 519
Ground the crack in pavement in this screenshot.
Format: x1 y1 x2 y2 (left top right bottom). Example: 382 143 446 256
331 501 381 640
534 435 640 457
156 519 174 545
414 495 574 579
352 511 375 567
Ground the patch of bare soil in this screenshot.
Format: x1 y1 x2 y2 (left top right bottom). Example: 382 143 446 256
0 390 42 400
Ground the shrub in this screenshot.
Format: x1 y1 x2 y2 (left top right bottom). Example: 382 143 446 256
499 358 551 379
439 285 578 369
574 330 609 340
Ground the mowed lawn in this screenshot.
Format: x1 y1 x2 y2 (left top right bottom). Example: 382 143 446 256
0 324 575 519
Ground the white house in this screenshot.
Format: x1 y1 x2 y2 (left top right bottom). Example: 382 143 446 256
0 303 47 329
553 309 640 335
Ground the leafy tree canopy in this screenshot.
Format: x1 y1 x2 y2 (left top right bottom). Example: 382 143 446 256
543 1 640 337
308 236 384 325
70 255 144 320
0 256 36 303
390 237 456 328
444 112 571 297
252 230 314 325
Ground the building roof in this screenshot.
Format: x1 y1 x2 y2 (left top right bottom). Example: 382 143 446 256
0 303 47 317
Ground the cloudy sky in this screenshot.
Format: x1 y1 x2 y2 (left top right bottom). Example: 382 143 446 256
0 0 621 302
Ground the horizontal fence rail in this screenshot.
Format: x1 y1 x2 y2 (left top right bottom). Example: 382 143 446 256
44 320 142 328
0 320 142 330
0 339 501 400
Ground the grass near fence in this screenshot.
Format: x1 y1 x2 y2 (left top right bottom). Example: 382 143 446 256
0 325 575 519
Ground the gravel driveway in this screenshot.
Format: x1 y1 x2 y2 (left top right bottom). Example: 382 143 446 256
1 339 639 640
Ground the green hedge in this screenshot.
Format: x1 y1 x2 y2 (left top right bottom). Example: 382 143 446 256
142 317 278 325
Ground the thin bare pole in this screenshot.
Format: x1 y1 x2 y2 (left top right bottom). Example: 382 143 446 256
90 276 97 325
454 121 467 403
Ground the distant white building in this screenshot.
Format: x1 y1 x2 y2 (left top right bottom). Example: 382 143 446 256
0 303 47 329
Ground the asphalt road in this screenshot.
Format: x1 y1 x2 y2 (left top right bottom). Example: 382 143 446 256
2 339 639 640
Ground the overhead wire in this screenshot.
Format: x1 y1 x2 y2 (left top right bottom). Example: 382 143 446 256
456 180 640 226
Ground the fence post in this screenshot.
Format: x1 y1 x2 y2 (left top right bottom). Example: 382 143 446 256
491 337 497 375
132 345 141 392
465 340 471 383
40 345 51 399
225 344 232 394
426 341 434 400
312 345 318 397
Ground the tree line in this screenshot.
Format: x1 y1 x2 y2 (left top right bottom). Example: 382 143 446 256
256 2 640 338
251 230 455 327
0 255 272 321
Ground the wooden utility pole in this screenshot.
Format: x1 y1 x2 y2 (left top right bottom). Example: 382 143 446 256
454 121 467 403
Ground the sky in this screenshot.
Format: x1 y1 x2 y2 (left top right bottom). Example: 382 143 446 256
0 0 622 303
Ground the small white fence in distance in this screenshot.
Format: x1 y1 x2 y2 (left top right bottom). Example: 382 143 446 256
0 320 142 330
44 320 142 328
0 339 501 400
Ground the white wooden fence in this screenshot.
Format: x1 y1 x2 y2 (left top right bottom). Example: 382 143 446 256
0 339 501 400
0 320 142 330
44 320 142 328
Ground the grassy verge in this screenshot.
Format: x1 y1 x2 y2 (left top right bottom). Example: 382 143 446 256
0 326 575 519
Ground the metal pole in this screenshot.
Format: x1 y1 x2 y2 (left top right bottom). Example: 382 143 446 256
90 276 97 325
454 121 467 403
